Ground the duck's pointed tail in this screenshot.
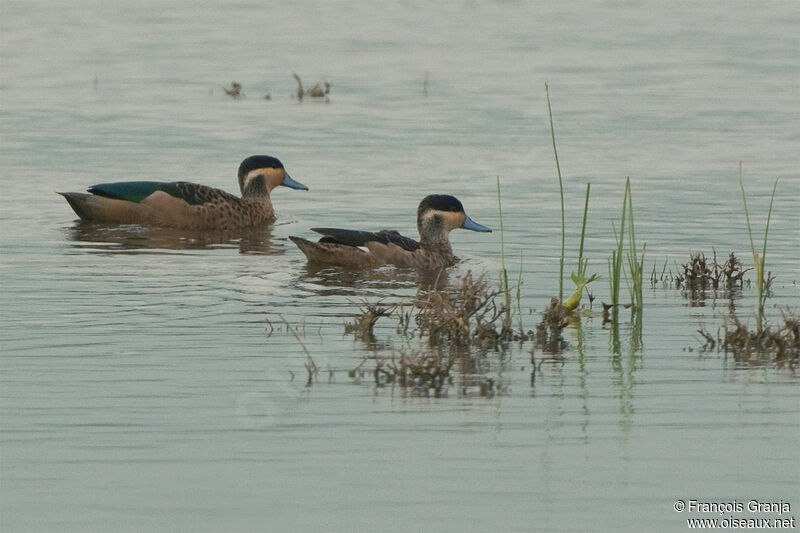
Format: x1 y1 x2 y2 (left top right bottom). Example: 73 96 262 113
58 192 95 220
289 236 323 260
57 191 151 224
289 236 379 268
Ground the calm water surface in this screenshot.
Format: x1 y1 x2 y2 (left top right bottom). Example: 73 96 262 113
1 1 799 531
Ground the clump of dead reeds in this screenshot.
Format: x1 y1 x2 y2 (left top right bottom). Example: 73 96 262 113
344 271 527 396
344 299 396 341
651 251 754 298
682 251 713 291
717 252 748 288
342 270 526 395
414 271 514 348
680 251 751 295
699 311 799 367
534 297 569 354
292 73 331 102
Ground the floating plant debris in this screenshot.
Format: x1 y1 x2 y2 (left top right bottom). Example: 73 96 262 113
223 81 244 99
292 73 331 102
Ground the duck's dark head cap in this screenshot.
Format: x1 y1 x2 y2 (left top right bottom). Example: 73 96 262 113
418 194 464 214
238 155 284 179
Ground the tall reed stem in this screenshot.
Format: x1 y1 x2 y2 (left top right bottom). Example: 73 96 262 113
577 183 591 278
496 176 511 332
625 178 645 314
738 161 778 334
608 178 629 323
545 82 565 302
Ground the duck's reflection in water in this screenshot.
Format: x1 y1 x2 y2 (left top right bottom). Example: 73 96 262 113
297 262 451 297
64 221 281 255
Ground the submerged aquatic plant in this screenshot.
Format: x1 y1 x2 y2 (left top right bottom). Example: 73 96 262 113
380 345 503 398
389 347 460 397
739 162 778 334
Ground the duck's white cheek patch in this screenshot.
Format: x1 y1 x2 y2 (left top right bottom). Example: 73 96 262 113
420 212 437 226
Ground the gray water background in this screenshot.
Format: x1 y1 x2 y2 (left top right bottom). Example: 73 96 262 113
1 1 799 531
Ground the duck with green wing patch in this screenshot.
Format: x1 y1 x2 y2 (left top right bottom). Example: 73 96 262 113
59 155 307 229
290 194 491 270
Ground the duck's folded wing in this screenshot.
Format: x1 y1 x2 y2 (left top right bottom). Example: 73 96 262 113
311 228 420 251
87 181 234 206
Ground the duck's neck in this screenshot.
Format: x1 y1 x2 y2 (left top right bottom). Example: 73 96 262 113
422 239 454 262
418 224 453 258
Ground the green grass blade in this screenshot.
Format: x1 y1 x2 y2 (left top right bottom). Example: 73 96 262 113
578 183 591 278
761 178 779 264
545 82 565 302
738 161 757 258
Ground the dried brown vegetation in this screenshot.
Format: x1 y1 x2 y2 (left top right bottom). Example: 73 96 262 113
680 251 749 293
651 251 767 301
699 311 799 367
414 271 519 348
344 300 396 341
535 297 569 354
344 271 526 395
